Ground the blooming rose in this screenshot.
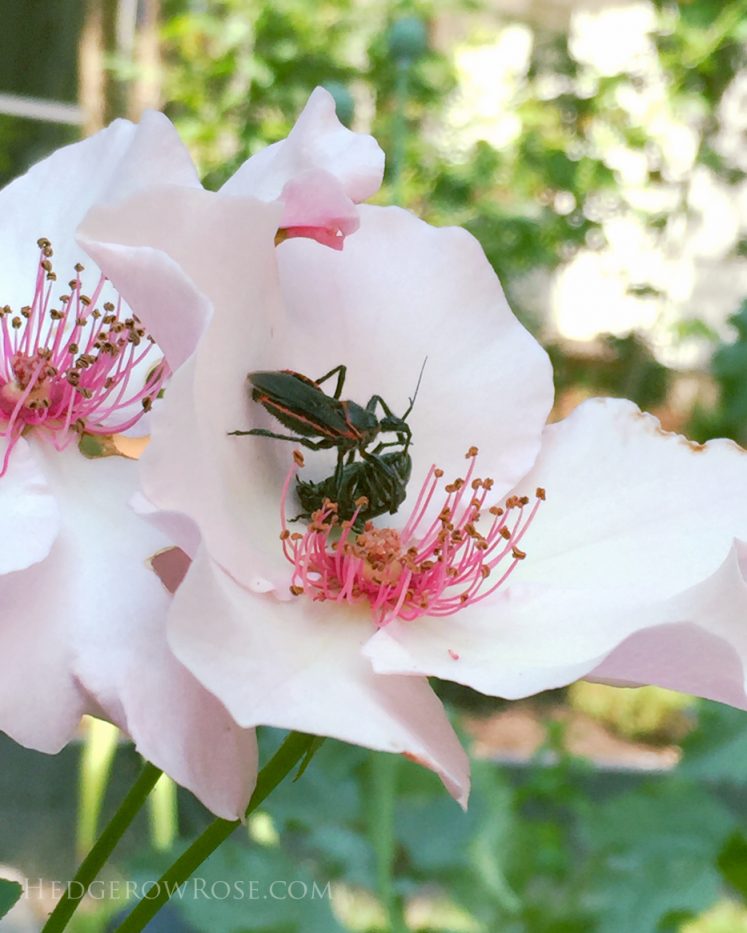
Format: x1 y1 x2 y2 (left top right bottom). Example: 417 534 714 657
0 90 383 818
81 92 747 806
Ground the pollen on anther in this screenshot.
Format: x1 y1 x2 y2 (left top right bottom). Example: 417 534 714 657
279 450 545 626
0 239 169 473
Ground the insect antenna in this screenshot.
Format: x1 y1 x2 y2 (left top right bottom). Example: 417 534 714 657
402 355 428 420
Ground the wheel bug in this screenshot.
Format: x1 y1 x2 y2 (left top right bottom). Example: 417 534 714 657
231 361 425 516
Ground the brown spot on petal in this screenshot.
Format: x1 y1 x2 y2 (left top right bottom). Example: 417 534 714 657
150 547 191 595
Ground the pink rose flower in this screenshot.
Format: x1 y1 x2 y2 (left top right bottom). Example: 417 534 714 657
81 92 747 808
1 88 384 818
0 112 266 819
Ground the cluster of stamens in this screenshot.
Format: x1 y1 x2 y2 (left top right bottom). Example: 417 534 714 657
0 239 168 473
280 447 544 626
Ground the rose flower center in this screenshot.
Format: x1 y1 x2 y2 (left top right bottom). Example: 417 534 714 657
0 239 168 473
280 446 544 626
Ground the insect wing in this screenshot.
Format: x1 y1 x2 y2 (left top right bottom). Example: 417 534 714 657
248 371 354 439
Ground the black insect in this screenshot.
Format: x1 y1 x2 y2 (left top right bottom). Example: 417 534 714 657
294 447 413 527
233 359 422 475
235 363 413 448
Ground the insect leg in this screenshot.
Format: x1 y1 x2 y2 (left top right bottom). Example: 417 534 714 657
362 452 403 513
314 364 347 400
365 394 395 417
229 428 331 451
360 448 399 483
367 395 413 448
333 449 347 497
373 437 411 452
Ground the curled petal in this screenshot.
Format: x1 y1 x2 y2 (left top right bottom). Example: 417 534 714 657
589 541 747 709
77 232 212 373
220 86 384 204
276 168 361 248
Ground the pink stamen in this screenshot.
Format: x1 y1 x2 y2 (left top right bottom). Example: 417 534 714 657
279 447 545 626
0 239 169 473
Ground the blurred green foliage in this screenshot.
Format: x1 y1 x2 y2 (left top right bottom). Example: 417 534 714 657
54 703 747 933
0 1 82 186
568 682 693 743
692 300 747 443
548 331 672 412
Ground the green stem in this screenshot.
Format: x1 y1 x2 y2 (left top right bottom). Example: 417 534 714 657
77 718 120 859
114 731 316 933
148 773 179 852
368 753 407 932
42 761 163 933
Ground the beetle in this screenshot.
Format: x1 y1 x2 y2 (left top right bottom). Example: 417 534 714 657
294 447 413 528
231 362 424 490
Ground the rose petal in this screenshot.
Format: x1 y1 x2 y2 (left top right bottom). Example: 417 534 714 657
220 87 384 204
365 398 747 701
515 397 747 596
0 443 257 818
79 186 289 590
77 230 212 373
270 205 554 504
133 492 202 562
588 541 747 709
168 547 470 806
0 111 197 309
0 436 59 574
277 167 361 243
365 586 607 699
